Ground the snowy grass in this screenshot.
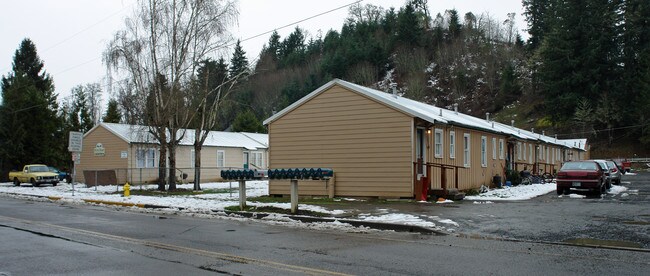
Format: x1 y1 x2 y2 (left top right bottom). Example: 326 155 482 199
464 183 556 201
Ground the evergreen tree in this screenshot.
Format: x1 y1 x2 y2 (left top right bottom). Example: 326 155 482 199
103 98 121 123
523 0 553 52
0 39 59 176
229 40 249 79
231 109 265 133
396 3 423 46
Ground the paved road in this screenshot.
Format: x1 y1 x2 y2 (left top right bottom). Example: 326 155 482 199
1 197 648 275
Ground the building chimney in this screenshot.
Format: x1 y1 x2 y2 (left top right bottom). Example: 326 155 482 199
485 112 490 121
453 103 458 114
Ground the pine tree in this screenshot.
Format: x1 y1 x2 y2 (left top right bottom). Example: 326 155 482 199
0 39 59 175
103 98 121 123
231 109 265 133
229 40 249 79
523 0 553 52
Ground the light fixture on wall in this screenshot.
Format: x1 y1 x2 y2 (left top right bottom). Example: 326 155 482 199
427 129 432 134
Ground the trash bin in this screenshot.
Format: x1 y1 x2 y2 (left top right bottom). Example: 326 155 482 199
493 175 502 188
505 181 512 187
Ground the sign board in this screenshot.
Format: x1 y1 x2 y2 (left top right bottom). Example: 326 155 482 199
72 152 81 164
68 131 83 152
94 143 105 156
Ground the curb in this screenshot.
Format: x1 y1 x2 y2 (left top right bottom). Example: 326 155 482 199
223 210 447 235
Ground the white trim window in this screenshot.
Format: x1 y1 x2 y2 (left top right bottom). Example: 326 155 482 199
190 149 195 168
217 150 225 167
499 139 504 159
136 148 156 168
546 147 549 162
523 143 527 161
529 144 533 162
252 152 264 168
481 136 487 167
434 128 443 158
517 142 522 160
492 137 497 160
463 133 471 167
449 131 456 159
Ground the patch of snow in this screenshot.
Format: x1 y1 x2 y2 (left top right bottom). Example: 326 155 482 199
473 201 494 204
465 183 555 201
435 199 454 204
607 185 628 195
437 219 459 227
358 213 436 228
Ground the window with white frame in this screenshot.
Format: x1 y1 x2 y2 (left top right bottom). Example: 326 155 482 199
217 150 225 167
463 133 471 167
449 131 456 159
136 148 156 168
481 136 487 167
190 149 195 168
492 137 497 160
522 143 526 161
434 128 443 158
529 144 533 162
252 152 264 168
499 139 504 159
544 147 552 161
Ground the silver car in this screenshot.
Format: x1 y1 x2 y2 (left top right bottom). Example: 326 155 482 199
592 160 613 189
606 160 622 185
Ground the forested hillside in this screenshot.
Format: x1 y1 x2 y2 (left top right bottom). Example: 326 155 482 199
218 0 649 157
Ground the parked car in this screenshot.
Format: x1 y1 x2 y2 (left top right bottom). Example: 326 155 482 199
606 160 622 185
9 164 59 187
556 161 607 195
592 160 613 189
48 166 72 183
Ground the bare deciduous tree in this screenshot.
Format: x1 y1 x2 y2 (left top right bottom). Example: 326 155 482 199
104 0 238 190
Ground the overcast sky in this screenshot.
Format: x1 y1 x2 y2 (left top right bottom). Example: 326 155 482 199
0 0 526 105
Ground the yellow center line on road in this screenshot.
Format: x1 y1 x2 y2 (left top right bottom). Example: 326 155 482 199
0 215 352 276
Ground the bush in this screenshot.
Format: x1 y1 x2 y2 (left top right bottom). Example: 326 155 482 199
505 169 521 185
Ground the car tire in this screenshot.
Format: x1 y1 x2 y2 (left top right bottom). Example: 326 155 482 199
557 187 563 195
31 178 40 187
52 182 58 187
606 180 612 189
66 175 72 183
13 178 20 186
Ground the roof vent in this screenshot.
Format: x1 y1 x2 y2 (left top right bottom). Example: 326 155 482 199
492 122 495 128
485 112 490 121
453 103 458 114
391 85 398 98
439 108 442 116
542 131 545 136
511 120 514 127
531 128 535 133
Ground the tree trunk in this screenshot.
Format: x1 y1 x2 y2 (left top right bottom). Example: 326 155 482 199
168 143 177 190
194 144 202 191
157 142 167 191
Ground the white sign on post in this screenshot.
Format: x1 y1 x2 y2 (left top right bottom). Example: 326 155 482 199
68 131 83 152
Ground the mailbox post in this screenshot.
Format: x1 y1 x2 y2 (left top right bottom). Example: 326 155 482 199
239 180 246 210
290 179 298 214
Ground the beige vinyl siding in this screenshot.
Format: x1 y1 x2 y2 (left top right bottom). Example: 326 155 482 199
268 85 413 197
427 126 506 190
76 125 129 183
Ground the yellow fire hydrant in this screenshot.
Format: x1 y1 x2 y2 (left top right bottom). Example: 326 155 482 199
123 182 130 197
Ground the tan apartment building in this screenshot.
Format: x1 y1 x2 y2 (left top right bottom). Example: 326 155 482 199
75 123 268 185
263 79 588 198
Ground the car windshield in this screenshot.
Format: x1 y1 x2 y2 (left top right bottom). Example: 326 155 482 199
29 166 49 172
561 162 598 171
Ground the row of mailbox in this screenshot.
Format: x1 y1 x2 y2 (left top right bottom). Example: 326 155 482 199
220 168 333 180
269 168 333 180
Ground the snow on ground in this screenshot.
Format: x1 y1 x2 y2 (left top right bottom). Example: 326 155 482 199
0 178 587 233
464 183 556 201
